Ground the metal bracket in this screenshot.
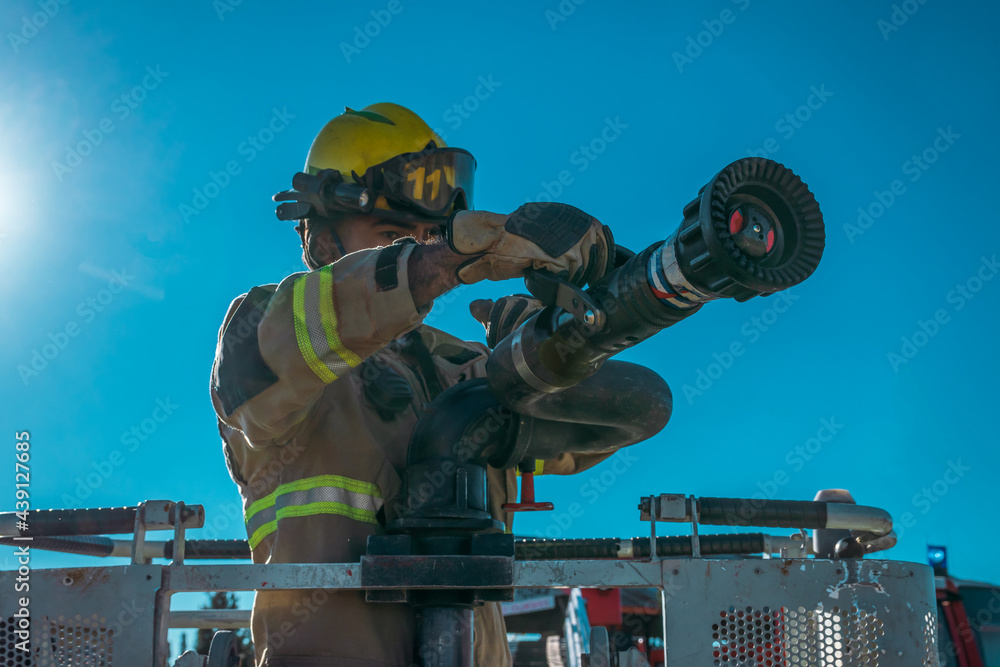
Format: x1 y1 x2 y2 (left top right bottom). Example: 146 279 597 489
524 269 606 332
130 500 203 565
143 500 204 531
793 528 810 558
131 503 148 565
639 494 691 522
171 501 187 566
640 494 699 561
689 495 701 559
649 498 658 561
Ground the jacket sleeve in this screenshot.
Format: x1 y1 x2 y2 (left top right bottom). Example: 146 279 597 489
537 451 614 476
211 242 429 447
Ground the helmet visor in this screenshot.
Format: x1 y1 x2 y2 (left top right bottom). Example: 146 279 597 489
362 148 476 218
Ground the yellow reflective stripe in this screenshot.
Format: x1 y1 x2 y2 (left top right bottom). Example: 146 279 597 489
245 474 383 522
318 267 362 367
247 502 378 550
293 274 337 383
280 474 381 499
303 269 354 379
515 460 546 477
245 474 383 550
248 521 276 550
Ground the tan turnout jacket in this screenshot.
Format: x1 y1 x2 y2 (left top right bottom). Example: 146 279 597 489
211 241 606 666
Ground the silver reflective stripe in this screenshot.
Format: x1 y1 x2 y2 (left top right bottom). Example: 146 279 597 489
300 270 355 379
658 237 714 306
245 477 384 550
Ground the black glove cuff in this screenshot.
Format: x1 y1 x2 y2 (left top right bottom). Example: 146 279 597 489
445 209 464 255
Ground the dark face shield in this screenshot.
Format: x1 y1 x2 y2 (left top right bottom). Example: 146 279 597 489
359 147 476 218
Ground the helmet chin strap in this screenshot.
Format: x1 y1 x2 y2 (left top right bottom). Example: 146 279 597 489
326 225 348 261
297 219 347 270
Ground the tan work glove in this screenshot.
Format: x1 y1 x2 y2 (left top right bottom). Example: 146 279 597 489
470 294 544 348
448 202 614 286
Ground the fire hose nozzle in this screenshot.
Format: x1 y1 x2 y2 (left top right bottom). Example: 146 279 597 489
661 157 825 304
487 158 826 406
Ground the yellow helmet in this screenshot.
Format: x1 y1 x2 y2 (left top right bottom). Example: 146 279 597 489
301 102 475 222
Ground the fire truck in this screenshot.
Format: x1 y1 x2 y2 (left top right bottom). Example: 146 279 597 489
928 547 1000 667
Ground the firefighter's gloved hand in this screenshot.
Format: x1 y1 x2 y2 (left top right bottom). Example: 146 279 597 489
448 202 614 286
470 294 544 348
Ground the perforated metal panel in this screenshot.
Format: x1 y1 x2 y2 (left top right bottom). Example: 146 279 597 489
0 566 161 667
665 559 939 667
784 605 883 666
710 604 888 666
2 615 34 666
37 613 116 666
712 605 783 665
922 611 938 665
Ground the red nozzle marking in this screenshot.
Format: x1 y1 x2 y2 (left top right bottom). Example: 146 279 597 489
729 209 744 234
766 229 775 252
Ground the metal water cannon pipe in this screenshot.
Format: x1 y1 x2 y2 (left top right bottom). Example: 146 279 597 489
375 157 825 667
488 157 825 410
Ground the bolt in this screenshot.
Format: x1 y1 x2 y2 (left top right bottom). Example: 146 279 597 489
583 310 596 325
752 223 762 233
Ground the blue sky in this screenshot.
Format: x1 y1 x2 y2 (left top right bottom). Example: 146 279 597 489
2 0 998 607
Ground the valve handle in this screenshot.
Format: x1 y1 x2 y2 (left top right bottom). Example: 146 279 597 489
502 462 554 512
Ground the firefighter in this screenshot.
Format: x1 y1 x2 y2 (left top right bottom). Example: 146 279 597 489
210 102 616 666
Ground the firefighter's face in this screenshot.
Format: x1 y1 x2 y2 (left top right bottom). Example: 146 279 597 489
311 216 443 266
340 216 444 250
